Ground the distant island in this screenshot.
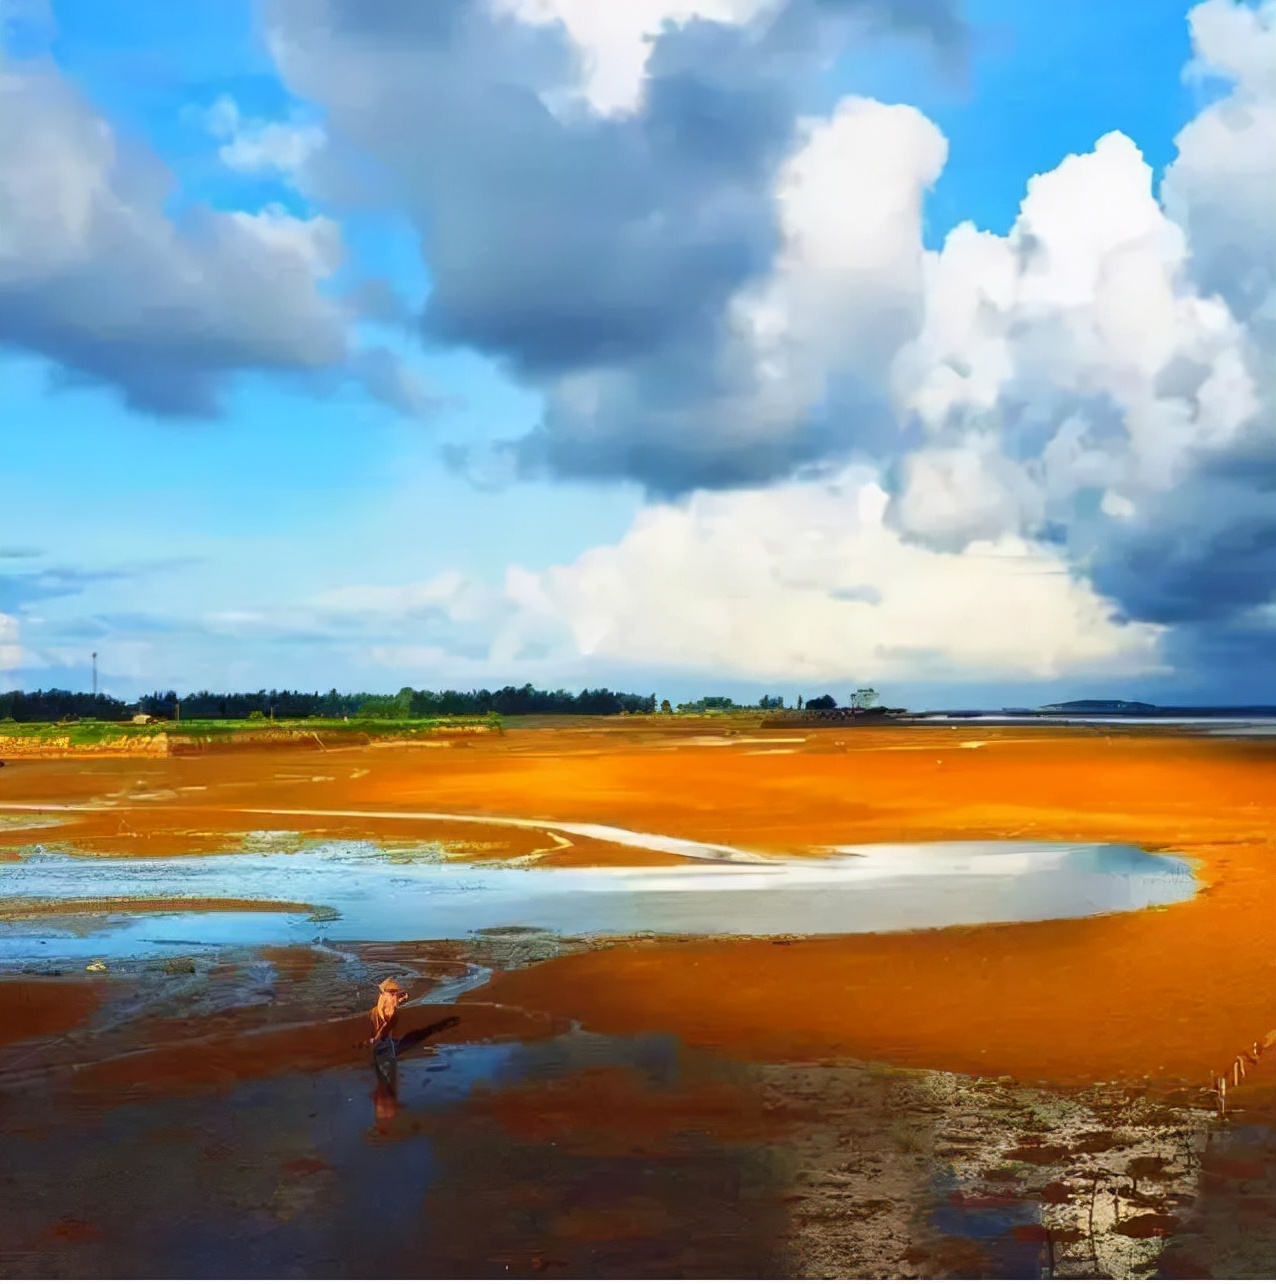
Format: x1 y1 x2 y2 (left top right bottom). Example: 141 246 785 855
931 700 1276 720
1038 699 1160 714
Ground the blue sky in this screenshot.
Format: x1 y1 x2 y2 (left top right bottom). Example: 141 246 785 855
2 0 1272 705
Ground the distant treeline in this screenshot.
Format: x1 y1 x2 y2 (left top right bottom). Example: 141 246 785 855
0 690 134 723
0 684 658 723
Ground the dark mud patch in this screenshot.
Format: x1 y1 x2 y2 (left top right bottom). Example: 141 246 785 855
0 975 106 1047
0 894 326 920
1 949 1271 1279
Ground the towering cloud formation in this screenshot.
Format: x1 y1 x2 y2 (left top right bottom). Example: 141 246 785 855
261 0 1273 689
3 0 1271 692
266 0 967 490
883 2 1275 681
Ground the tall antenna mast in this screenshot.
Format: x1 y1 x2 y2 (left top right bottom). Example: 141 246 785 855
92 651 98 697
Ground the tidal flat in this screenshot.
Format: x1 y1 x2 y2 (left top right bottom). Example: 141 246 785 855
1 719 1273 1277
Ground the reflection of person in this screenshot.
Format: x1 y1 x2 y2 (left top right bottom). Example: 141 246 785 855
369 978 408 1046
372 1068 399 1122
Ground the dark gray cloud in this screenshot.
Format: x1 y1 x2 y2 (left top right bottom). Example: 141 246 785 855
520 361 902 495
1151 607 1276 703
0 58 433 419
0 60 347 414
1086 426 1276 627
268 0 965 489
294 1 789 375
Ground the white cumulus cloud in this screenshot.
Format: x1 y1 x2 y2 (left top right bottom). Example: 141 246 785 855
504 470 1164 683
735 96 947 424
204 94 327 177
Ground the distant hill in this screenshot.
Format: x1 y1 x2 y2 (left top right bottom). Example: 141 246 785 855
1038 700 1159 714
1035 700 1276 718
911 701 1276 721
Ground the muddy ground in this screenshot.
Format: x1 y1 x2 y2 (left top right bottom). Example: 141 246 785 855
1 721 1274 1276
1 945 1273 1278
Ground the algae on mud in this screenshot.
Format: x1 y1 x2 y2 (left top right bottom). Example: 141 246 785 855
1 721 1273 1277
0 943 1269 1279
0 721 1270 1088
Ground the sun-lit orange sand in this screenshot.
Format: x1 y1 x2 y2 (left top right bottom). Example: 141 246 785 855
3 719 1273 1095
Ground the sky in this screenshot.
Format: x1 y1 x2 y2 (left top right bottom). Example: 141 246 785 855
1 0 1273 708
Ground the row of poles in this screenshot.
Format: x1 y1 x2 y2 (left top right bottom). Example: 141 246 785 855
1212 1029 1276 1116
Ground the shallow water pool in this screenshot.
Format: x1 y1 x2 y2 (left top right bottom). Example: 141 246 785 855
0 837 1196 964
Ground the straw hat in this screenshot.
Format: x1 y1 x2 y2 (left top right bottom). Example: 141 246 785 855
378 978 407 995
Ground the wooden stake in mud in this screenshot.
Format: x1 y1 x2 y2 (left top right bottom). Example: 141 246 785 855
1210 1031 1273 1112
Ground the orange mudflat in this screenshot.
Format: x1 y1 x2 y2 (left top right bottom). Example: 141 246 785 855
1 720 1272 1090
468 724 1276 1088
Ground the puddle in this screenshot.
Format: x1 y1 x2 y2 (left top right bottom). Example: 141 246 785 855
0 1015 1220 1278
0 840 1195 964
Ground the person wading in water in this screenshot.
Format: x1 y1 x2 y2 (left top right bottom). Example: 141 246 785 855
369 978 408 1049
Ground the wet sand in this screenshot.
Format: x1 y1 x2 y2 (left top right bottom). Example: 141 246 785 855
0 975 106 1047
2 722 1272 1089
3 946 1269 1278
0 950 1268 1278
2 721 1274 1276
0 895 322 920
